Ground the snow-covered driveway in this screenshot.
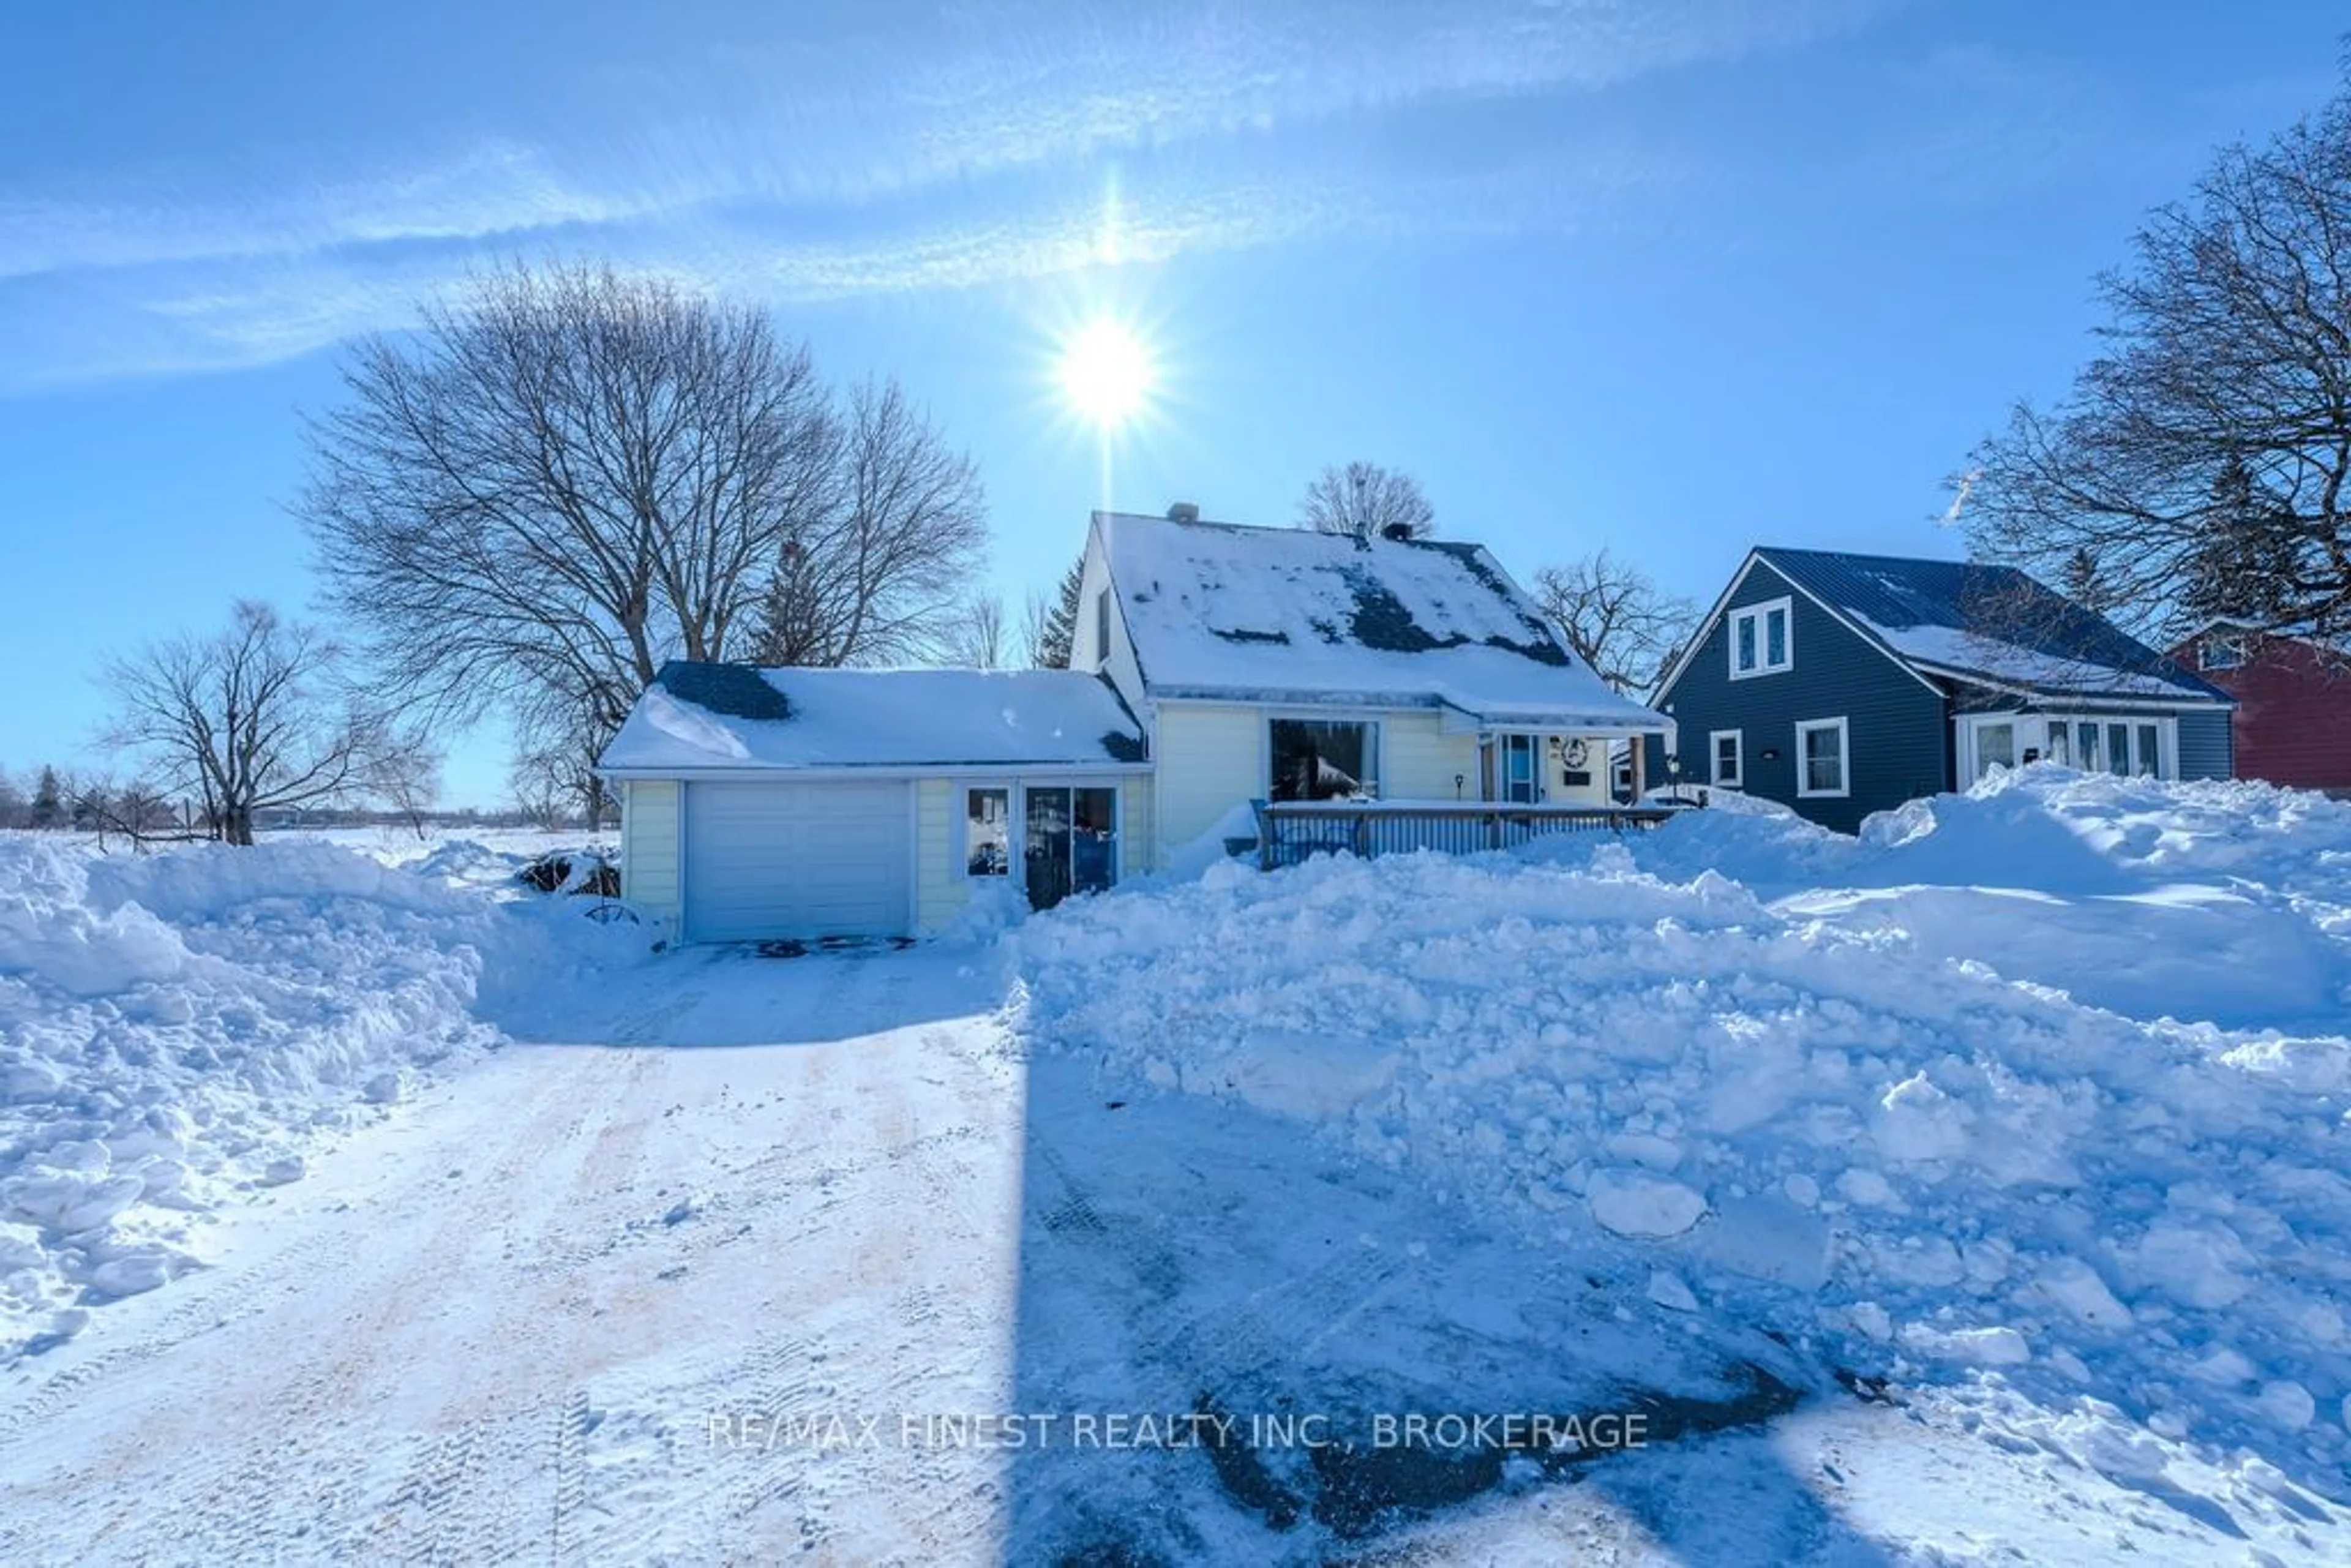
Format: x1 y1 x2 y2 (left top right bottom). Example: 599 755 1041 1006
0 942 1812 1563
1 945 1033 1562
9 937 2333 1564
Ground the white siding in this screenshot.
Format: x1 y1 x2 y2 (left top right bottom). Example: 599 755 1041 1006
1544 732 1612 804
915 778 967 931
1070 520 1147 716
1383 710 1480 801
1153 703 1265 858
1121 775 1157 874
620 779 681 926
917 773 1155 929
1157 703 1494 852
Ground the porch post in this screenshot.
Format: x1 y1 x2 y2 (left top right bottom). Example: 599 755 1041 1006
1629 734 1646 801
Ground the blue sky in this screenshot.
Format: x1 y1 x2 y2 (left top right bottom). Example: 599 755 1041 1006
1 1 2338 808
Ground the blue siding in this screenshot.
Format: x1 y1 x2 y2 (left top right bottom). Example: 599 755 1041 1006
2176 708 2233 781
1652 561 1950 835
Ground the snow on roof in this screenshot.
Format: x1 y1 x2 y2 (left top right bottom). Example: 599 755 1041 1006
1856 617 2213 701
1755 548 2229 705
599 664 1147 773
1093 511 1669 729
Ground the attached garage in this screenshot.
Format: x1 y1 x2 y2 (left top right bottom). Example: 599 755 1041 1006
681 779 911 942
602 662 1150 944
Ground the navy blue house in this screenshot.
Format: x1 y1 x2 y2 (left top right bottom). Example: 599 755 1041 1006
1644 548 2235 833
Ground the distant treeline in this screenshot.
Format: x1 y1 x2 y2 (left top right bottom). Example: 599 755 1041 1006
0 763 587 841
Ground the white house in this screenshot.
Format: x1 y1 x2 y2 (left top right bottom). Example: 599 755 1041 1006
600 506 1673 941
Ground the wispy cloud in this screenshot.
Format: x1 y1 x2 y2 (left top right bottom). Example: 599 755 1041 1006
0 0 1891 391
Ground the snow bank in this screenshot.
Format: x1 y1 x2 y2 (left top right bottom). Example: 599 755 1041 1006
0 835 651 1355
1014 768 2351 1475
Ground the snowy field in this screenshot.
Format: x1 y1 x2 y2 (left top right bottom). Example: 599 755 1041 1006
0 770 2346 1563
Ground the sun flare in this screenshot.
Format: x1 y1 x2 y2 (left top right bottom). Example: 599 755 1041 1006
1056 317 1155 429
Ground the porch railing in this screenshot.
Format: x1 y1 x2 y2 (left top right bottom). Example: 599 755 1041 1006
1250 798 1681 870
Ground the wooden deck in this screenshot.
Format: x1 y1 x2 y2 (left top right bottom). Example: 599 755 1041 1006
1250 799 1681 869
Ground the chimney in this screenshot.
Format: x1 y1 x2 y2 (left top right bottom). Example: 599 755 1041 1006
1166 501 1201 523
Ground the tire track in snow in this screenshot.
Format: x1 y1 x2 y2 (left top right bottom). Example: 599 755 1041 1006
5 1045 648 1564
1024 1132 1412 1406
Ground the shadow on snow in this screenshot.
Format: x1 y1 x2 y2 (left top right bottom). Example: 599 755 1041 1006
997 1038 1903 1564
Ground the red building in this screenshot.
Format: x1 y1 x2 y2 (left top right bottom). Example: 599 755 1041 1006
2168 623 2351 795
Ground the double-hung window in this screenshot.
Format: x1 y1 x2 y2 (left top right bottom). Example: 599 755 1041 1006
1709 729 1743 789
1795 717 1849 798
1728 598 1792 678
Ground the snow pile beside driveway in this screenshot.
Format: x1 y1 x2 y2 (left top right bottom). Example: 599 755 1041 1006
1014 767 2351 1484
0 835 649 1355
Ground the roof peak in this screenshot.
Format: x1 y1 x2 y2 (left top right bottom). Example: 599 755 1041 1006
1755 544 2015 572
1092 508 1482 555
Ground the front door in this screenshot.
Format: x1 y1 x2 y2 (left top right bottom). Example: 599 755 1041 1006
1022 786 1118 910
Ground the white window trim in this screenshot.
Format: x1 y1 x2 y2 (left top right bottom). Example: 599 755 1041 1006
1795 716 1850 798
1993 713 2177 782
1708 729 1743 789
958 778 1130 889
1094 588 1113 664
958 782 1015 880
1728 596 1794 680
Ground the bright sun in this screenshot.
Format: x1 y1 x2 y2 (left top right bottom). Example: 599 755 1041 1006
1057 317 1155 429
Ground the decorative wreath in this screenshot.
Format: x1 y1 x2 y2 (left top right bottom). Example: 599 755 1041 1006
1562 737 1591 770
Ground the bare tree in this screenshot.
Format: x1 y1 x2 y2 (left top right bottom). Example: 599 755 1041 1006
1964 60 2351 637
1299 460 1436 541
301 260 841 767
1532 550 1698 694
938 592 1011 670
509 733 582 830
377 748 442 841
751 377 989 666
511 689 613 829
70 773 184 853
0 768 24 830
1023 556 1086 668
100 601 432 846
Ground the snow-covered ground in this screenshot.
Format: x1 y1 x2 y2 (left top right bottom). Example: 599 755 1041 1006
1 768 2346 1562
0 831 642 1346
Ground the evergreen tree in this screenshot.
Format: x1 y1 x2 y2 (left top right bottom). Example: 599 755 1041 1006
29 766 62 830
1029 556 1086 669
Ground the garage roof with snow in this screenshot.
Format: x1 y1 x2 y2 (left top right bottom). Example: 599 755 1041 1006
1092 510 1670 729
599 664 1149 774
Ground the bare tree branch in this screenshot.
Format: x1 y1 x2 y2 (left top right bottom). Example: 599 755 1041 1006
936 592 1011 670
100 601 435 846
301 258 847 765
749 377 989 667
1965 64 2351 639
1298 461 1437 541
1531 550 1699 695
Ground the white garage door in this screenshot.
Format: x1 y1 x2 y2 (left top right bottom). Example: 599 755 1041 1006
682 780 913 941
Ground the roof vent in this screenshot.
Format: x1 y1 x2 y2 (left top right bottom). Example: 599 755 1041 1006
1380 520 1415 542
1166 501 1201 523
